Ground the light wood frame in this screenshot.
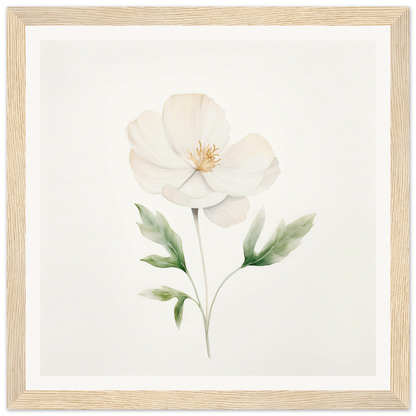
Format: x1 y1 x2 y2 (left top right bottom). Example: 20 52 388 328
7 7 409 409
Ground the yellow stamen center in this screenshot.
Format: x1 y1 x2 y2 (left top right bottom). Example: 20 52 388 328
187 141 221 173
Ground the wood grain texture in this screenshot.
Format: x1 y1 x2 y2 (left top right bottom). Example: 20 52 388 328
390 8 410 409
6 8 26 409
9 6 408 26
6 6 409 410
9 390 407 410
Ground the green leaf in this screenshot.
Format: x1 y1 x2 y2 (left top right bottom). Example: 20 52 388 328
135 204 187 272
242 209 316 267
173 297 187 329
243 205 265 263
139 286 190 329
141 254 182 269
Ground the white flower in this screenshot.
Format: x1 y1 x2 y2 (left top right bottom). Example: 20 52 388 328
126 94 280 228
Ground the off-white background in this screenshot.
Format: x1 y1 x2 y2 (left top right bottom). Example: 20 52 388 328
38 35 379 377
41 41 375 375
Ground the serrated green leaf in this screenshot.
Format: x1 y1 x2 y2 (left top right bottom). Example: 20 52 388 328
242 210 316 267
141 254 182 269
135 204 187 272
139 285 187 301
139 286 190 329
139 288 174 301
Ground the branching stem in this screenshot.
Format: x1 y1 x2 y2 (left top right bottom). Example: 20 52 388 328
185 269 211 358
207 267 243 330
191 208 209 315
189 209 244 358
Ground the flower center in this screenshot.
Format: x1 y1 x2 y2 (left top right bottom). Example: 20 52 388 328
187 141 221 173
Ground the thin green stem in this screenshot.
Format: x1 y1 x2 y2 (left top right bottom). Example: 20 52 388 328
207 266 243 330
197 303 211 359
189 208 212 358
191 208 209 315
185 270 202 307
204 325 211 358
187 295 199 307
185 269 211 358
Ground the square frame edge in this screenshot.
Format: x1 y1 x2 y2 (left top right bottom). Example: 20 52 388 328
389 6 410 410
5 4 414 415
7 7 26 410
409 1 416 412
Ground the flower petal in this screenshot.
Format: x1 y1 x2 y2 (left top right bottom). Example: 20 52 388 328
246 157 281 196
130 150 193 194
204 196 250 228
162 94 230 160
202 134 277 197
162 172 227 208
126 111 188 169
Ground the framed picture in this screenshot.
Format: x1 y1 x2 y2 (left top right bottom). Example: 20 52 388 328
7 7 409 410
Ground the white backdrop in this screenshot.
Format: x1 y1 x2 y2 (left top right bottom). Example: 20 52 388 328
36 31 382 378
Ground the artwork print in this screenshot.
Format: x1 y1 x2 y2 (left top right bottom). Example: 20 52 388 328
127 94 316 357
37 34 382 379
